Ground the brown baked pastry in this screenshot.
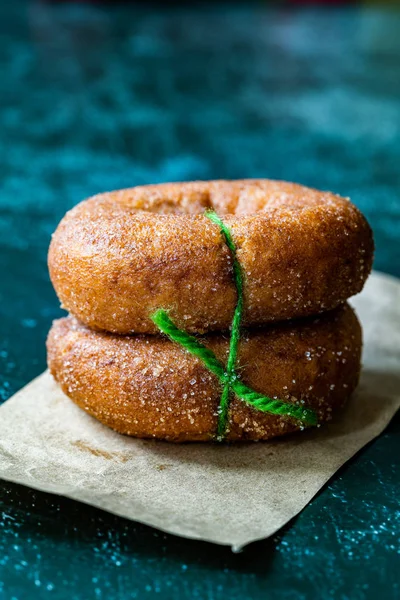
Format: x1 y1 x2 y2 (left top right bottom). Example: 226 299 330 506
47 303 362 442
48 180 373 335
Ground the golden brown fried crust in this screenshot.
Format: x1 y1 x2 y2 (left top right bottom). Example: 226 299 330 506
47 304 362 442
48 180 374 335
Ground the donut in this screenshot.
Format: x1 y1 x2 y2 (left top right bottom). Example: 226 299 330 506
48 179 373 335
47 303 362 442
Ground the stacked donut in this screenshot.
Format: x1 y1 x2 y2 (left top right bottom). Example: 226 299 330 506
47 180 374 442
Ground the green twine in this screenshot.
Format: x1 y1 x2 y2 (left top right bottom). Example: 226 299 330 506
151 309 227 382
204 210 244 438
151 309 317 431
150 210 317 440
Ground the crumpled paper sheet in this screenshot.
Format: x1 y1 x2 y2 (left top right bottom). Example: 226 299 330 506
0 271 399 550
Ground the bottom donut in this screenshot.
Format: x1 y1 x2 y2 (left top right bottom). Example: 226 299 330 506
47 304 362 442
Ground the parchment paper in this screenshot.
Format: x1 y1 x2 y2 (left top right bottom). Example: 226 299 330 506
0 271 399 549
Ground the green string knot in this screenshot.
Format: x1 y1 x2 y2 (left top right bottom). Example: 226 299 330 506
150 211 317 440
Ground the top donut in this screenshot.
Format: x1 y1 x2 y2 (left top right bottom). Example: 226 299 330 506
48 179 374 335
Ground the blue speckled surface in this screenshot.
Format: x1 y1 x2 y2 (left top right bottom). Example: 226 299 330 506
0 3 399 599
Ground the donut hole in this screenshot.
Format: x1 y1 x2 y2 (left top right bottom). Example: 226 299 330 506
110 187 213 215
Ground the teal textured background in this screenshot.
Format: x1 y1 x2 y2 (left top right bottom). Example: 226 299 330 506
0 3 399 599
